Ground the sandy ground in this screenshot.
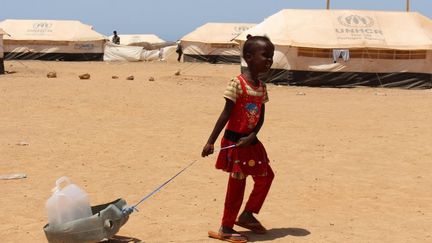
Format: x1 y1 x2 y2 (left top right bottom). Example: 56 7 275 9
1 58 432 243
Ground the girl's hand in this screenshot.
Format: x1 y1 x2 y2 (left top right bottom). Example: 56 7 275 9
201 143 214 157
236 133 256 147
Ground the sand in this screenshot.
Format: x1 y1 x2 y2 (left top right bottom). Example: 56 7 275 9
1 59 432 243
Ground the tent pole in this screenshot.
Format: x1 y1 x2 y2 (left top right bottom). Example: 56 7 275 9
326 0 330 9
406 0 410 11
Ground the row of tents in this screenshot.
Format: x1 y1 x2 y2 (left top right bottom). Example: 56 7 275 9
0 19 175 62
1 9 432 88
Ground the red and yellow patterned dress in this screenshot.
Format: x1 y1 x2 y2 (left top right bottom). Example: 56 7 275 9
216 74 270 176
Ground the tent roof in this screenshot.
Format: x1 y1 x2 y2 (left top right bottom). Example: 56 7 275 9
236 9 432 50
181 22 255 44
0 19 106 41
110 34 165 45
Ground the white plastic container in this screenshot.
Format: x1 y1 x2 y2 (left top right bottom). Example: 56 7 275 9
46 176 92 226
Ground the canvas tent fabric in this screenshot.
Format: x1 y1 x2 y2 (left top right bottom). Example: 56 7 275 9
109 34 164 46
109 34 175 50
0 28 7 74
236 9 432 89
0 19 107 61
103 42 143 62
103 43 177 62
181 23 255 64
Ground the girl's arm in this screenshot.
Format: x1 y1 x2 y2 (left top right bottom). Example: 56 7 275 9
237 104 265 147
201 98 235 157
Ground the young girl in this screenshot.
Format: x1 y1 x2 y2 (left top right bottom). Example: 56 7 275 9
202 36 275 243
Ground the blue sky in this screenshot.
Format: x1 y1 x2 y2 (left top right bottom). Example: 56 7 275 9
1 0 431 41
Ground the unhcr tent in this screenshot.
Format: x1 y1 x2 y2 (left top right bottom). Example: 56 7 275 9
181 23 255 64
0 28 7 74
236 9 432 89
0 19 106 61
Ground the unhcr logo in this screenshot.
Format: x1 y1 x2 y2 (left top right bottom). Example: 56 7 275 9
74 43 95 50
335 14 383 38
233 26 251 35
337 15 374 28
28 22 53 34
32 22 53 29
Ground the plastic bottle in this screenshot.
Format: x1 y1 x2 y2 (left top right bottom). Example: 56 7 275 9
46 176 92 226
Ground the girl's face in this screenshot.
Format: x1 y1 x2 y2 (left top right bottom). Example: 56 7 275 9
246 40 274 74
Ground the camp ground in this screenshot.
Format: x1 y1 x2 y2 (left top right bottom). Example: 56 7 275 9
3 54 432 243
235 9 432 89
180 22 255 64
0 19 107 61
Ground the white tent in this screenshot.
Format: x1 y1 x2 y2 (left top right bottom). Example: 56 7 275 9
103 43 177 62
108 34 174 50
236 9 432 89
0 19 107 61
0 28 7 74
103 42 143 62
140 46 177 61
104 33 177 62
112 34 163 46
181 22 255 63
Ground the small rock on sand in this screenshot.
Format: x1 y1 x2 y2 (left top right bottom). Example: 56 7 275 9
47 72 57 78
79 73 90 79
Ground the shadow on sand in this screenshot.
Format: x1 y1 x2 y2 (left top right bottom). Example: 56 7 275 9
102 235 143 243
102 228 310 242
241 227 310 242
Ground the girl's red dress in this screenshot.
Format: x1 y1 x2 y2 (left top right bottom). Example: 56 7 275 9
216 74 269 176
